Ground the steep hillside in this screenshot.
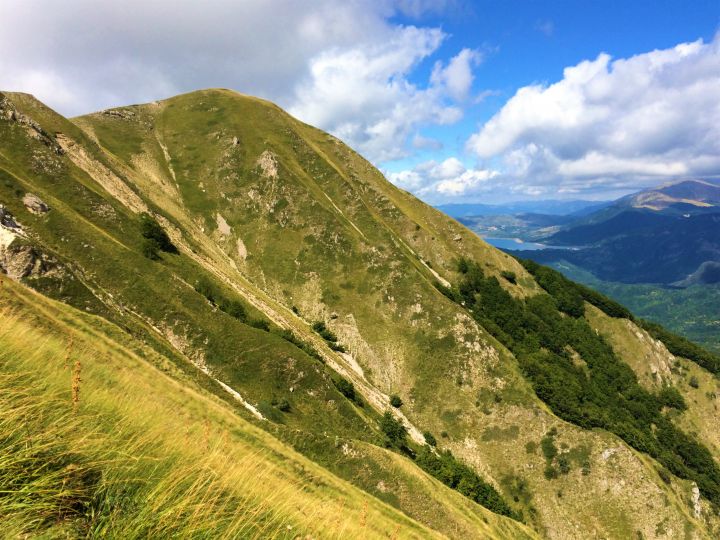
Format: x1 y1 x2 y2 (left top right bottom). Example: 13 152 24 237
2 88 720 538
624 179 720 211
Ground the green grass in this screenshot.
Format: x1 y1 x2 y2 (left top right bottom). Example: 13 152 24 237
0 281 454 539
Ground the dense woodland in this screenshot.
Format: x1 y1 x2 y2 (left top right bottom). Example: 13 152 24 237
436 258 720 507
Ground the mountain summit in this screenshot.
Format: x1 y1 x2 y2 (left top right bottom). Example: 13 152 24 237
2 89 720 539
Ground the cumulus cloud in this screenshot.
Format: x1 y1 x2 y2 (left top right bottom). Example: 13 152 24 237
386 157 498 199
0 0 479 163
465 34 720 194
430 48 483 101
290 34 480 161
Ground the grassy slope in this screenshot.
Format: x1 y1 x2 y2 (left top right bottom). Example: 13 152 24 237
0 278 537 539
551 260 720 354
586 303 720 465
0 88 718 538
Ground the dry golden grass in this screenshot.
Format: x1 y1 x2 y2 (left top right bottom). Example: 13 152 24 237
0 281 439 539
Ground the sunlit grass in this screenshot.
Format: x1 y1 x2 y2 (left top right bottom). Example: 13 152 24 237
0 299 432 539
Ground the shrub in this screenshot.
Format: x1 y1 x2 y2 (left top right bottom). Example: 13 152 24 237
423 431 437 447
379 411 407 447
415 447 515 519
543 465 558 480
500 270 517 284
689 376 700 389
275 329 323 362
312 321 347 352
194 277 217 303
220 299 247 322
249 319 270 332
658 467 672 484
558 455 570 474
334 378 356 401
658 385 687 410
140 213 176 254
389 394 403 408
141 238 161 260
275 399 290 412
541 435 558 461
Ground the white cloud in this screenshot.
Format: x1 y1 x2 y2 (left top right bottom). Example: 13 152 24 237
431 48 482 101
290 40 480 161
386 157 498 200
0 0 478 164
466 34 720 195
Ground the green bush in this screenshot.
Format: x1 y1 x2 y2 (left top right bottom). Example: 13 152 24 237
689 376 700 389
543 465 558 480
275 398 290 412
379 411 407 447
541 435 558 461
447 258 720 506
423 431 437 447
389 394 403 408
658 385 687 410
312 321 348 352
274 328 323 362
415 446 516 519
141 238 161 260
334 378 356 401
558 455 570 474
500 270 517 284
219 299 247 322
249 319 270 332
140 213 177 254
194 277 218 303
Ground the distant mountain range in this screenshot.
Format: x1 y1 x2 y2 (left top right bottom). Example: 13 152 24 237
532 179 720 284
448 179 720 354
436 199 610 218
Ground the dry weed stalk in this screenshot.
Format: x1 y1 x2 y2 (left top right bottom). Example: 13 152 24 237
71 360 81 411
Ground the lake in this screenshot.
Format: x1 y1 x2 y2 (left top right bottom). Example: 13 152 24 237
482 237 570 251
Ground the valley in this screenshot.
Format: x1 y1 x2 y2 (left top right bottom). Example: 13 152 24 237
1 89 720 539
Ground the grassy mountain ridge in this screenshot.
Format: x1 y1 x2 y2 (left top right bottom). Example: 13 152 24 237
1 88 719 538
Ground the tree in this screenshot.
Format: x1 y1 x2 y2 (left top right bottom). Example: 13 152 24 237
423 431 437 447
335 378 356 401
140 213 177 254
379 411 407 447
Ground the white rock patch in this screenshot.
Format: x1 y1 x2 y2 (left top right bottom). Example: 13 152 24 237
216 213 231 236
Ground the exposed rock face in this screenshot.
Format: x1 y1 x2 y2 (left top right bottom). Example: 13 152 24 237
256 150 278 178
692 483 702 518
0 205 20 229
0 94 64 155
0 243 43 279
23 193 50 215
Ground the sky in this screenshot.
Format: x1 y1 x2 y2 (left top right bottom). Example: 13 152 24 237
1 0 719 204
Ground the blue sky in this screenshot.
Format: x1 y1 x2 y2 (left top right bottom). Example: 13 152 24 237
1 0 719 203
382 0 720 201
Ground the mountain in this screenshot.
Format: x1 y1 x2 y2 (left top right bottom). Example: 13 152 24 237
436 199 610 218
621 179 720 212
2 89 720 539
529 180 720 284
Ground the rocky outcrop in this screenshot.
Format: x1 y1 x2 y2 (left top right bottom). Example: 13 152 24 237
256 150 278 178
0 243 44 279
0 93 64 155
0 205 20 229
22 193 50 215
